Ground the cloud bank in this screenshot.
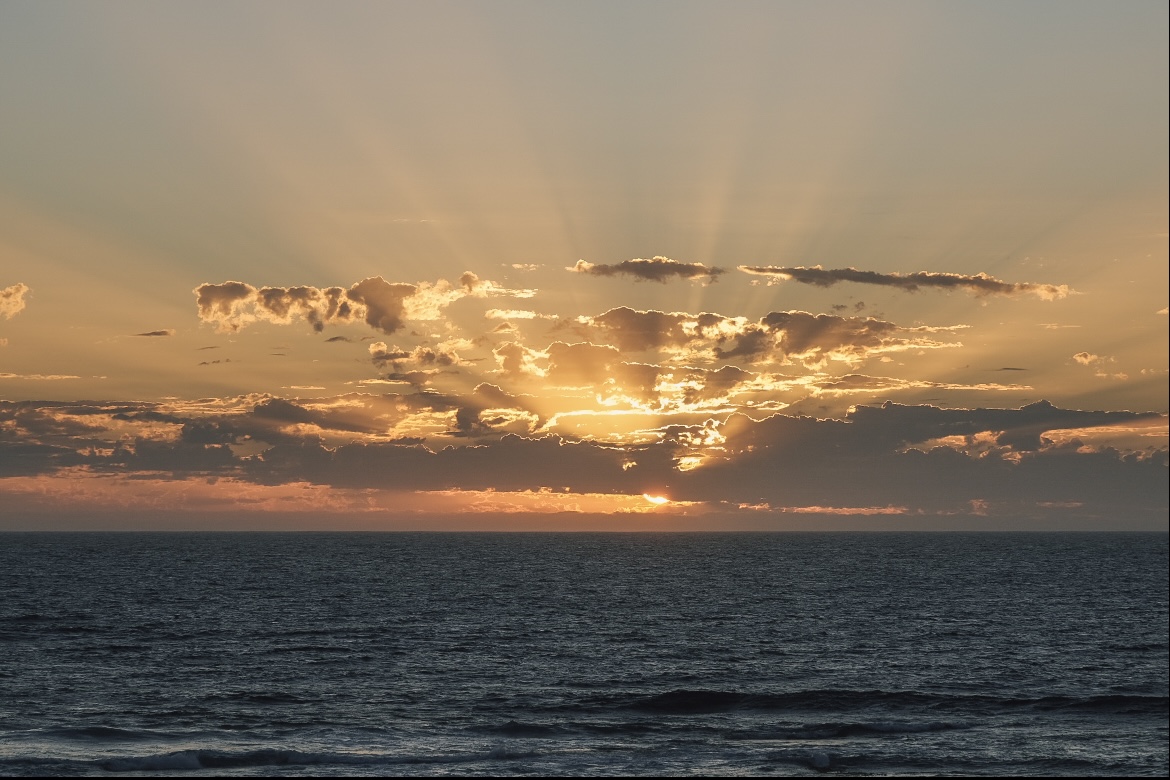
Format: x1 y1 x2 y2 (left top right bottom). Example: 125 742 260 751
1 396 1163 523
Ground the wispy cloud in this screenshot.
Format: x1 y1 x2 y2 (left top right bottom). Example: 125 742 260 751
738 266 1072 300
569 257 724 283
0 373 81 380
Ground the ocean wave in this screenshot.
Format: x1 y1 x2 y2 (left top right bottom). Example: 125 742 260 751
728 720 966 740
620 688 942 714
36 726 177 742
601 688 1170 715
203 691 314 705
478 720 567 737
99 746 541 772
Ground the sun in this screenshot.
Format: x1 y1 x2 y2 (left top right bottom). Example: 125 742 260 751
642 494 670 506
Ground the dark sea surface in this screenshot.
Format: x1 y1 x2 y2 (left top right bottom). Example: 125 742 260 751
0 532 1166 776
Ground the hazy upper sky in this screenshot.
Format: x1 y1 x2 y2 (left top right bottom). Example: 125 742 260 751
1 1 1166 530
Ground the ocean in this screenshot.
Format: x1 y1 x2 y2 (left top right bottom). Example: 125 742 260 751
0 532 1165 776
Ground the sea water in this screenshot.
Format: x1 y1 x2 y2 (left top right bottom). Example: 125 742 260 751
0 532 1165 776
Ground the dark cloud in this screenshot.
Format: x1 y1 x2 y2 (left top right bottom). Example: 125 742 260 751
3 396 1164 521
739 266 1071 300
132 329 174 337
242 402 1169 517
569 257 724 283
576 307 694 351
345 277 416 334
844 399 1159 452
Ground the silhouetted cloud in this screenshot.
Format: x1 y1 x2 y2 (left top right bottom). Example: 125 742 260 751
569 257 724 283
133 329 174 337
0 396 1164 521
1 283 30 319
739 266 1071 300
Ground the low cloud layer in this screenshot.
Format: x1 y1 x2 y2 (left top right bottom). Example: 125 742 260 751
570 257 724 283
1 283 30 319
0 396 1163 523
739 266 1071 300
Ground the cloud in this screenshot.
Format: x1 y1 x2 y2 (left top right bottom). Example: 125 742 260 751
346 277 416 332
575 306 960 366
493 341 547 377
807 373 1030 396
1072 352 1128 380
0 373 81 380
133 329 175 337
569 257 725 283
2 395 1164 523
738 266 1072 300
485 309 553 320
1 283 30 319
546 342 623 387
368 341 467 369
194 273 533 334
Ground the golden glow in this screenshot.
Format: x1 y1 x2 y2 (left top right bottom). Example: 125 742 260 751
642 494 670 505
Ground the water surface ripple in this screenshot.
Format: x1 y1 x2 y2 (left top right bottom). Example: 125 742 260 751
0 532 1165 776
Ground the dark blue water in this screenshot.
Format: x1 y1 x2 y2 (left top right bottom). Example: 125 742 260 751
0 533 1165 776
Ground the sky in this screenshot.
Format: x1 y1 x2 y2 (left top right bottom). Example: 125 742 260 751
0 1 1166 530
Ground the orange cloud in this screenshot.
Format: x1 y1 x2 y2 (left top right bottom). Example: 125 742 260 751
0 282 30 319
